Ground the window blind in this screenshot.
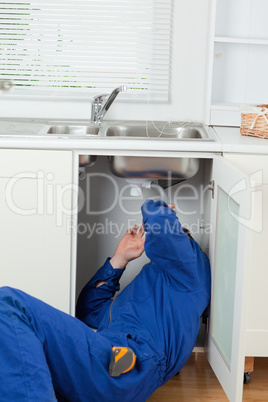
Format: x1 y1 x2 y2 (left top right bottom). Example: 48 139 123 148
0 0 172 101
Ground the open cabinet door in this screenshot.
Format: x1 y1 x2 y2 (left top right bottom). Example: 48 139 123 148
206 155 254 402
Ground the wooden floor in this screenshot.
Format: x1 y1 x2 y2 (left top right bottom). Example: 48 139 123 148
148 352 268 401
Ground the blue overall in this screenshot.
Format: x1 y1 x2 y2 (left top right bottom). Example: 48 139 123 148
0 200 211 401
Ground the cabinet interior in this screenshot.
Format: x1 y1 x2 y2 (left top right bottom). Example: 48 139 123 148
215 0 268 38
75 155 213 345
212 42 268 105
206 0 268 126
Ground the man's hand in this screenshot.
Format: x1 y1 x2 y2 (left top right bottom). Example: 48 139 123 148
168 203 176 214
110 225 145 269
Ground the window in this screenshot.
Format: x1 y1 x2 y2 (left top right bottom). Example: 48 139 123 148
0 0 172 101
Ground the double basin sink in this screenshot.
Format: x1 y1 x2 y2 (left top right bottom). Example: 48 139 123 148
47 120 214 141
46 120 215 181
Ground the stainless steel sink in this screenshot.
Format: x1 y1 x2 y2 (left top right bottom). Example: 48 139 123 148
44 120 215 141
106 121 211 180
105 121 213 140
109 155 199 180
47 125 99 136
44 120 211 181
45 120 215 142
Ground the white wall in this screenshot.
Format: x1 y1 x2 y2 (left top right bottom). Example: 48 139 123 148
0 0 210 122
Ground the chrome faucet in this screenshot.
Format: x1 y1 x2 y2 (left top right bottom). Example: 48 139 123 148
91 85 127 124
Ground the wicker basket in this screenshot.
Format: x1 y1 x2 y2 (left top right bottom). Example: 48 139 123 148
240 104 268 139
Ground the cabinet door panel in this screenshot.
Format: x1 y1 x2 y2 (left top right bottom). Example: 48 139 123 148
207 156 252 402
0 177 71 313
224 154 268 357
210 187 240 368
0 150 73 314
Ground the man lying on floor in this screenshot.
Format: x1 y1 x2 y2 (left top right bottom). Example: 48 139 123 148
0 200 211 401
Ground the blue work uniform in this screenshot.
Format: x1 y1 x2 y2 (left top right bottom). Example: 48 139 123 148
0 200 211 401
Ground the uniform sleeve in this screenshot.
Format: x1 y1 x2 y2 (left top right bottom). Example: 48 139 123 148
76 258 124 329
141 199 195 265
141 199 203 290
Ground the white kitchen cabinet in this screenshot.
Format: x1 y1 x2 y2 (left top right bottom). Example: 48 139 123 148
0 149 73 313
206 153 268 401
75 152 267 401
3 147 264 400
205 0 268 126
223 154 268 357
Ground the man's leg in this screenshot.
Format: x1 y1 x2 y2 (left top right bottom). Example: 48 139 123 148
0 287 113 401
0 287 57 401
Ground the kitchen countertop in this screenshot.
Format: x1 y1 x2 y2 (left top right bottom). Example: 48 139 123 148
213 126 268 154
0 119 268 155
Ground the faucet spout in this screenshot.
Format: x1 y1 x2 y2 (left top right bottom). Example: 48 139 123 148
91 85 127 124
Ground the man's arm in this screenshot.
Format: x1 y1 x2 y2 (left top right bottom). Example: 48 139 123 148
76 225 145 329
141 199 196 265
75 258 124 328
141 199 208 291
